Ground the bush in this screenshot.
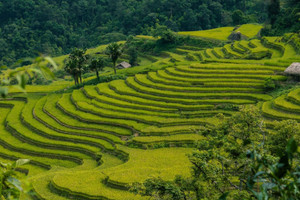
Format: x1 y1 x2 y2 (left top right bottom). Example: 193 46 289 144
264 77 276 91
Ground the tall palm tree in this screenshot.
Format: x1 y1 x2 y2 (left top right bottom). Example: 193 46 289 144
89 57 105 80
105 43 123 74
64 48 87 85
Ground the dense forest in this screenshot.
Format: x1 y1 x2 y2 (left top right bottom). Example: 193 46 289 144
0 0 299 67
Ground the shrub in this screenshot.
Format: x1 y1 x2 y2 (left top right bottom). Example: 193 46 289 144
264 77 276 91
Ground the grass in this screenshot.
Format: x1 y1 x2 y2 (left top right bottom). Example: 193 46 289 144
73 89 214 127
135 74 263 93
178 27 234 41
132 134 205 143
287 88 300 104
98 82 232 109
103 146 194 184
44 94 132 137
0 102 79 168
52 172 147 200
262 101 300 121
236 24 263 38
57 93 141 133
273 95 300 113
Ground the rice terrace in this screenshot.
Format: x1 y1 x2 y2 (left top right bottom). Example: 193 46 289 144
0 1 299 200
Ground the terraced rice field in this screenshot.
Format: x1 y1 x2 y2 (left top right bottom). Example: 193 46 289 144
1 31 299 200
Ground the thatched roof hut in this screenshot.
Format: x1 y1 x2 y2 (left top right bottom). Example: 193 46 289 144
116 61 131 69
284 62 300 76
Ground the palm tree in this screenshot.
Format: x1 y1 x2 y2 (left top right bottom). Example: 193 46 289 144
105 43 123 74
89 57 105 80
64 48 87 85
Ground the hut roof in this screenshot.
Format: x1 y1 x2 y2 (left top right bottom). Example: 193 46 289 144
284 62 300 75
117 61 131 69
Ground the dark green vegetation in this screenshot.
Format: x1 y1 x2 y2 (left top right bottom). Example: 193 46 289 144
1 0 299 67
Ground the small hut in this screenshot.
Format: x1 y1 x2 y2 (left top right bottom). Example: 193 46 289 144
284 62 300 81
116 61 131 69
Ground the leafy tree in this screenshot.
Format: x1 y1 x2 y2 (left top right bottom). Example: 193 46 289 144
128 46 138 66
151 23 177 44
267 0 281 25
232 10 246 25
105 43 123 74
89 57 105 81
64 48 88 85
246 138 300 199
267 120 300 157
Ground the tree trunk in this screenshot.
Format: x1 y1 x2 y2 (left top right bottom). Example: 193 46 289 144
113 61 116 74
96 69 99 80
73 75 77 85
80 74 82 84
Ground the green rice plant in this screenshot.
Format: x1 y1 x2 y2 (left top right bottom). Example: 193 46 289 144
236 24 263 38
51 172 147 200
237 40 250 51
33 96 117 150
32 175 70 200
273 95 300 113
44 94 132 137
0 102 82 168
98 82 234 109
147 72 194 87
190 62 284 71
111 79 258 104
126 77 272 101
157 69 265 83
57 93 141 133
90 94 183 118
103 147 194 184
141 125 202 135
21 96 106 155
211 49 222 59
286 88 300 104
165 67 286 81
262 101 300 121
213 47 225 58
178 27 234 41
261 37 284 58
43 94 124 143
231 42 248 54
202 50 211 59
203 81 263 88
176 66 275 75
222 44 242 58
72 89 213 127
206 49 218 59
282 44 298 58
132 134 204 143
84 86 179 113
135 74 263 93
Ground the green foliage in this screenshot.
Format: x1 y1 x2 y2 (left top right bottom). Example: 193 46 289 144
0 159 32 199
267 120 300 157
127 46 138 66
0 56 57 98
64 48 88 85
264 77 276 91
89 57 105 80
105 43 123 74
246 138 300 200
151 24 177 44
